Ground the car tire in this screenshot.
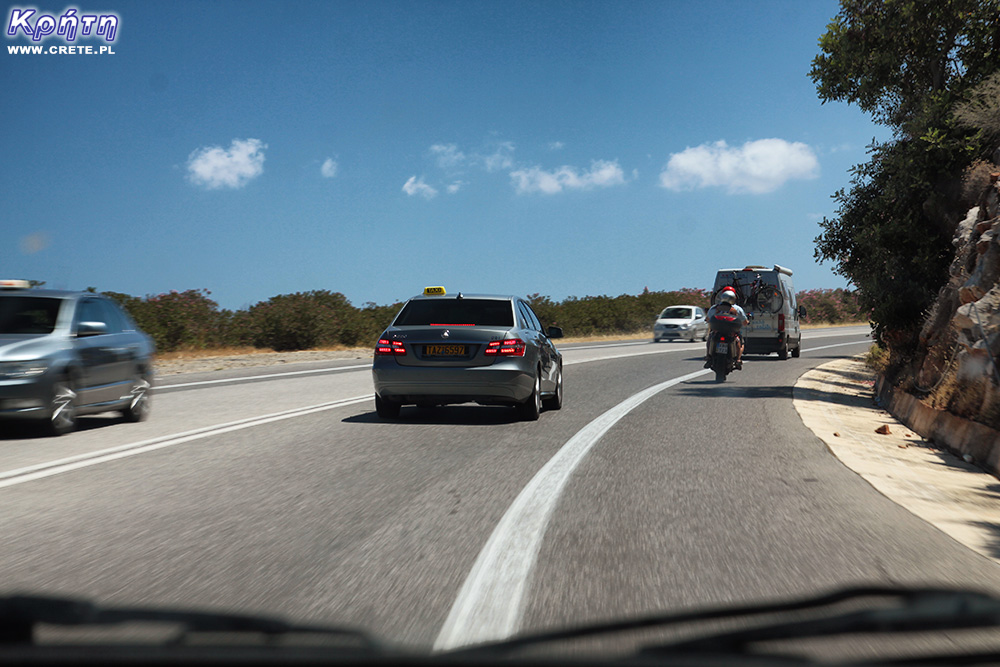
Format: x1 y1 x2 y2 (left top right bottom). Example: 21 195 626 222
542 363 563 411
121 373 152 423
46 377 77 436
779 346 789 360
375 394 401 419
791 344 801 358
517 371 542 421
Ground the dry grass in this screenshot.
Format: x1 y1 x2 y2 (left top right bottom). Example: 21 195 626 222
864 343 890 374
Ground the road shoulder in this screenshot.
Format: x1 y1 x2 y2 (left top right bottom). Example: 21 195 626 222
794 356 1000 565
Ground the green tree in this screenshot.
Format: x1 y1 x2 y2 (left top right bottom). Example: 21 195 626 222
810 0 1000 347
810 0 1000 130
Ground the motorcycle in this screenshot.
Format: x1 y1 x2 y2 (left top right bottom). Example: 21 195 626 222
707 312 750 383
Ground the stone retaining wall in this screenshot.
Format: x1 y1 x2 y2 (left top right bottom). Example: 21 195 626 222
877 377 1000 478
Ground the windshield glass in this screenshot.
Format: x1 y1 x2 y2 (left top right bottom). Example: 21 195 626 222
659 307 692 320
394 299 514 327
0 297 61 334
7 0 990 663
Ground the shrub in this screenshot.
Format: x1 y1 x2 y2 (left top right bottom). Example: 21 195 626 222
107 289 227 352
247 290 357 351
796 288 866 325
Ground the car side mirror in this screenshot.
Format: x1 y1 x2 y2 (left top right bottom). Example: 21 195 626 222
547 326 564 339
76 321 107 337
798 305 807 318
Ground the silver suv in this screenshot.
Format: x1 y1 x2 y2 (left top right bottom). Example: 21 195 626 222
0 283 155 435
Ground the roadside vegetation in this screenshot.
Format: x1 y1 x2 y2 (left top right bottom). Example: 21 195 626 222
96 287 866 355
810 0 1000 372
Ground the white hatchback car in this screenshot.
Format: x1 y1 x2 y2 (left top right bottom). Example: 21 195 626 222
653 305 708 342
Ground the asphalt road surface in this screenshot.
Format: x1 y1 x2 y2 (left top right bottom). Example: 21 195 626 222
4 326 1000 655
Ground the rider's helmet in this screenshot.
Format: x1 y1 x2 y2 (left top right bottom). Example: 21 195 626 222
718 288 737 305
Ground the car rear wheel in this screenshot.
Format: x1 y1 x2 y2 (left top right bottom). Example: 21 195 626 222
791 343 801 358
46 378 77 436
375 394 401 419
779 346 789 360
542 363 563 411
122 374 151 422
517 371 542 421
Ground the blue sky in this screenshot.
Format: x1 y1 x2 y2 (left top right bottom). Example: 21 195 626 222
2 0 888 311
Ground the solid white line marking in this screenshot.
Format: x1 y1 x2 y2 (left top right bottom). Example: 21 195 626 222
563 341 650 350
804 341 871 353
0 396 371 489
434 334 871 650
158 364 371 389
433 368 711 650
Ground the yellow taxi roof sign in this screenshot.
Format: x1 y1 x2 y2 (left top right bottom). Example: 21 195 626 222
423 286 446 296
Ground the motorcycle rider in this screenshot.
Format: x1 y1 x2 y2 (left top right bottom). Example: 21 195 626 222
704 287 748 369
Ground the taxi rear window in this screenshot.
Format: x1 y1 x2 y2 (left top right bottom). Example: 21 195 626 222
394 299 514 327
0 296 62 334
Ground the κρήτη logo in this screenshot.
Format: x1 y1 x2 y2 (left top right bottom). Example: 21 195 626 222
6 7 120 43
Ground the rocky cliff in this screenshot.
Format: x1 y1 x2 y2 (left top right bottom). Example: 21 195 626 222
912 167 1000 427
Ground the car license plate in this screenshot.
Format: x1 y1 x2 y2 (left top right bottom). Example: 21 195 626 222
424 344 466 357
716 342 729 354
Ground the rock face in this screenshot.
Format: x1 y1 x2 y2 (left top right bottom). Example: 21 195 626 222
915 174 1000 426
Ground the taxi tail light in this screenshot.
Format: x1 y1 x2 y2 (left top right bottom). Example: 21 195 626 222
778 314 786 334
485 338 526 357
375 338 406 356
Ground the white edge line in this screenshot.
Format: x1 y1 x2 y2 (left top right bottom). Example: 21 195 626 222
0 396 370 488
157 364 372 389
432 368 710 650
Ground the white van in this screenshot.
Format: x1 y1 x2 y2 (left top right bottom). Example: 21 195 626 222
711 265 804 359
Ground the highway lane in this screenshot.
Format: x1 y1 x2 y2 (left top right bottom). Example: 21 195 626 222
6 326 999 656
0 331 794 474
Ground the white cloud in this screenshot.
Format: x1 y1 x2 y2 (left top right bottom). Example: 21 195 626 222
481 141 515 172
510 159 626 195
658 139 818 194
402 175 438 199
321 157 338 178
446 180 464 194
186 138 267 190
430 143 466 169
548 141 565 151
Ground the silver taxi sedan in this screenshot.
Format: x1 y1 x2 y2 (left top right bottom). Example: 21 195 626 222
372 287 563 420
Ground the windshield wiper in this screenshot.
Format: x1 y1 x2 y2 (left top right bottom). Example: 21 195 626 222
449 586 1000 664
0 593 382 652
